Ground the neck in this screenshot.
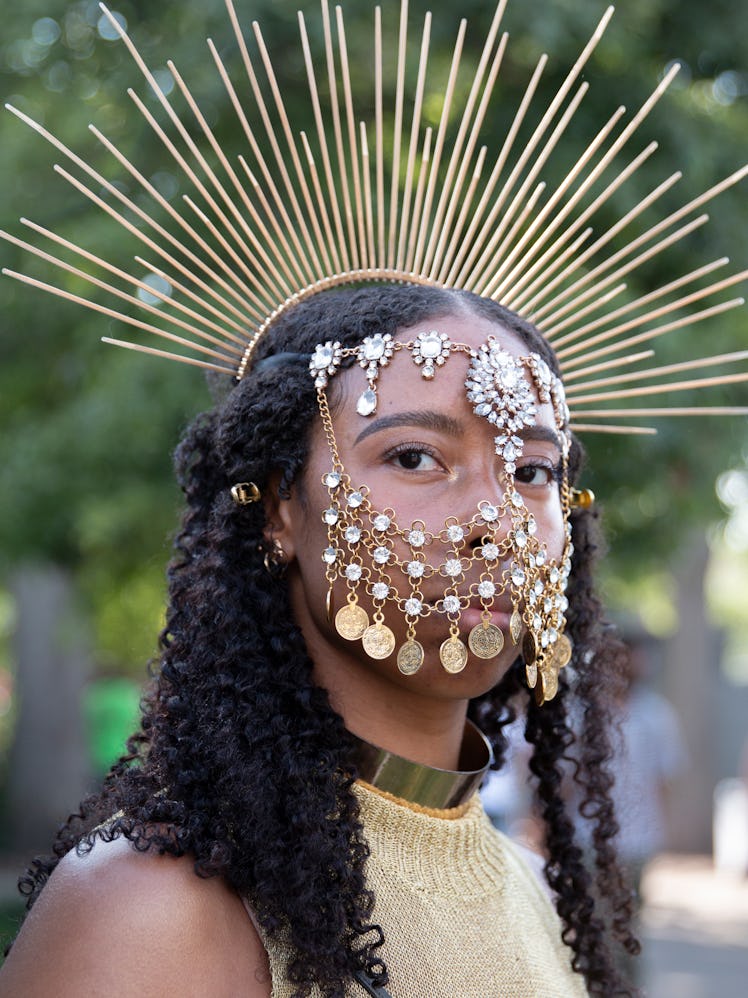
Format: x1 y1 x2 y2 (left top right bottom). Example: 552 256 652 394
349 718 492 809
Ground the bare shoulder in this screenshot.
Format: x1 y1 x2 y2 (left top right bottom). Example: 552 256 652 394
0 835 271 998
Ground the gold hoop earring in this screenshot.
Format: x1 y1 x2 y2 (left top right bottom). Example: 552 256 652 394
263 538 287 576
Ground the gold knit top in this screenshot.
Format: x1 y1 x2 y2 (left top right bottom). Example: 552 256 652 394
260 781 588 997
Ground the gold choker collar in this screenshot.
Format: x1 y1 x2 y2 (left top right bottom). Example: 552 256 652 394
349 720 493 810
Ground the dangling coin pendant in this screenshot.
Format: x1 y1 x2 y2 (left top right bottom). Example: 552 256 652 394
540 666 559 701
468 622 505 659
522 630 538 665
335 600 369 641
553 632 573 669
440 634 468 674
525 661 538 689
362 620 396 660
397 638 424 675
510 610 523 645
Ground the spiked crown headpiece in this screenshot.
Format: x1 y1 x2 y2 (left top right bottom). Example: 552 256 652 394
2 0 747 436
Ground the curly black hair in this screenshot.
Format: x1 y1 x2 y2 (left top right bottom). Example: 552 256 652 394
17 285 638 997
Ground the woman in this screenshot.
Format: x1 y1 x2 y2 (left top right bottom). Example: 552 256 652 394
0 285 637 997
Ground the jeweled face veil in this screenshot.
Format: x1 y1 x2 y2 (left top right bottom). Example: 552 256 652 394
309 330 574 704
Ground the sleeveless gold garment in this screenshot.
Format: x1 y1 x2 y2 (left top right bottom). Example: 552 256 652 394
260 781 588 997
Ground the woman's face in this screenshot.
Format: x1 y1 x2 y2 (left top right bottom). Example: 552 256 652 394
276 311 566 704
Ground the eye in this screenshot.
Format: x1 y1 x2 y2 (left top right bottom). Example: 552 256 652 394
514 461 559 487
386 443 443 472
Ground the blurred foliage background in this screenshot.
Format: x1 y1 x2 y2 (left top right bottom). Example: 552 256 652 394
0 0 745 870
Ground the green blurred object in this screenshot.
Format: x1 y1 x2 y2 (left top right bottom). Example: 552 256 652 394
83 678 141 774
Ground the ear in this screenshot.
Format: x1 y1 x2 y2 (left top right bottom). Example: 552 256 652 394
262 470 298 563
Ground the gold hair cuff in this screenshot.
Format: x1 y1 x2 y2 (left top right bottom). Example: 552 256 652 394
231 482 261 505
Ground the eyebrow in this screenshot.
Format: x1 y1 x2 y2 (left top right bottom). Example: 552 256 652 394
353 410 563 452
353 410 464 446
519 426 563 453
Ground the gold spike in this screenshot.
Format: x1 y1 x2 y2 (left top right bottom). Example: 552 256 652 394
54 161 261 323
19 219 246 346
208 38 314 285
571 372 748 405
462 6 615 291
374 6 385 266
412 19 467 275
566 350 748 394
562 350 656 384
506 141 662 311
478 81 590 296
101 337 237 375
5 268 238 364
423 2 507 277
447 52 548 287
298 10 345 272
561 299 745 371
335 5 368 268
321 0 356 270
396 11 432 271
388 0 410 267
569 423 658 435
557 272 748 361
572 407 748 419
549 258 729 344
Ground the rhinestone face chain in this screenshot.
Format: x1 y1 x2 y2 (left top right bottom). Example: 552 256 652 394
311 334 574 704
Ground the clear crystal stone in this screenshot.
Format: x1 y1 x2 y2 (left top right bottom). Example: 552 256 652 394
373 546 391 564
312 344 333 368
322 547 338 564
406 561 425 578
544 598 553 613
443 595 460 614
363 335 386 360
478 580 495 599
535 551 546 566
447 524 464 543
444 559 463 577
408 529 426 547
356 389 377 416
419 331 443 359
532 613 542 630
482 542 499 561
527 517 537 536
541 630 550 648
347 492 364 508
324 471 341 489
324 508 339 525
534 580 544 595
372 582 390 600
481 504 499 522
404 597 423 616
511 566 525 586
550 567 560 584
345 564 362 581
549 628 558 643
372 514 391 532
514 529 527 548
511 491 524 507
528 591 537 606
345 526 361 543
475 403 492 416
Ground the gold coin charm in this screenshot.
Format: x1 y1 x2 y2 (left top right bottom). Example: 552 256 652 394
335 601 369 641
468 622 505 659
553 633 573 669
522 630 537 665
540 666 559 701
362 622 396 660
525 661 538 689
510 610 523 645
440 635 468 674
397 638 425 675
